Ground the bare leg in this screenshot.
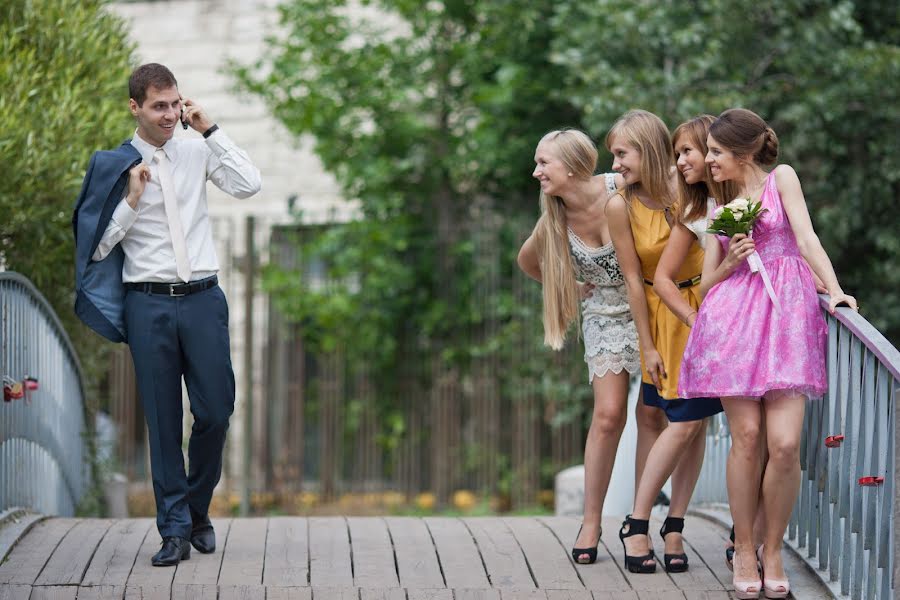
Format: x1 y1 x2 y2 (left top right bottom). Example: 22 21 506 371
634 396 666 488
664 417 708 565
721 397 764 585
625 418 705 566
758 390 806 582
574 370 630 560
726 417 768 556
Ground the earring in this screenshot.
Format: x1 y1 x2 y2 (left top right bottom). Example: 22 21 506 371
567 172 573 177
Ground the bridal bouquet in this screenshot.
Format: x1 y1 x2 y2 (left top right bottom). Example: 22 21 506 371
708 197 779 310
706 197 767 238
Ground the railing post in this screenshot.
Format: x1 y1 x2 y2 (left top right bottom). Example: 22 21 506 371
894 386 899 595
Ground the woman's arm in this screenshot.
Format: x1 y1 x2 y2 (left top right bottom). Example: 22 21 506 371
607 195 666 388
654 224 700 326
775 164 857 313
516 234 542 283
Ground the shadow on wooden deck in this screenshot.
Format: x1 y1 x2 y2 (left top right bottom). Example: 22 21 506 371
0 513 831 599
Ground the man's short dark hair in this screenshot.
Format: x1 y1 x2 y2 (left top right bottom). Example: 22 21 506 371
129 63 178 106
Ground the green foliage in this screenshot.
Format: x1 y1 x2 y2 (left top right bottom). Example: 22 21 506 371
234 0 899 495
0 0 135 385
0 0 136 514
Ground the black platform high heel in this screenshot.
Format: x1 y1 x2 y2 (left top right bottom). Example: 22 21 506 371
618 515 656 573
659 516 689 573
571 523 602 564
725 525 735 571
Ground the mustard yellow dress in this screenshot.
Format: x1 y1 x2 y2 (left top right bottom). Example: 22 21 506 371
624 192 722 420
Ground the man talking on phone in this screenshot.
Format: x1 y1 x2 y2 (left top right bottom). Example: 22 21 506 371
72 63 261 566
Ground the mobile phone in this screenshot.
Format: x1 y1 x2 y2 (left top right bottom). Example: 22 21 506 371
180 107 189 130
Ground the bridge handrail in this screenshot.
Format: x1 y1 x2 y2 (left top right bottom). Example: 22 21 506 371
0 272 90 516
693 294 897 600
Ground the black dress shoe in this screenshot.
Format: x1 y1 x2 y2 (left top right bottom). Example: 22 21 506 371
151 536 191 567
190 514 216 554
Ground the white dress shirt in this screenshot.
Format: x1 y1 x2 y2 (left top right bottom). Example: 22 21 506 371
92 129 261 282
683 197 717 249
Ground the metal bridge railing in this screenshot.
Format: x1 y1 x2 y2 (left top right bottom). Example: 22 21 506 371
0 272 90 516
693 296 899 599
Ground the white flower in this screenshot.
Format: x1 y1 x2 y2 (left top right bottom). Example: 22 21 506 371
727 197 750 211
731 211 744 221
712 206 725 219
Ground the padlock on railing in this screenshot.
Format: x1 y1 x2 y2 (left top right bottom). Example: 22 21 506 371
23 376 39 391
824 434 844 448
3 379 24 402
858 476 884 487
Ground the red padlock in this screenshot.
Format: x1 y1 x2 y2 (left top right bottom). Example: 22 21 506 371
824 434 844 448
858 476 884 486
23 377 38 391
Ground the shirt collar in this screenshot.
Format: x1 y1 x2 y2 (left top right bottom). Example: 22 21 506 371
131 129 177 163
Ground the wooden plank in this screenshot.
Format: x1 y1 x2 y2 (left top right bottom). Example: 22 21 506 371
308 518 353 588
26 588 78 600
264 517 309 586
265 588 312 600
36 519 114 585
462 518 534 589
504 517 582 589
681 592 730 599
0 587 30 600
358 590 406 600
634 593 686 600
498 590 547 599
347 518 398 588
406 590 452 600
310 589 359 600
74 586 125 600
82 519 153 587
218 585 266 600
169 584 217 599
423 517 489 589
0 518 78 585
648 516 724 592
123 527 174 591
670 516 732 590
384 517 443 589
537 517 630 592
589 593 639 600
172 518 231 586
545 592 593 600
454 592 501 600
0 513 45 562
217 518 267 586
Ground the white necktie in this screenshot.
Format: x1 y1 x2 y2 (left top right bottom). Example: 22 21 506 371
154 148 192 283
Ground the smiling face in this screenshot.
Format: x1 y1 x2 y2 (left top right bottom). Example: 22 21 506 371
130 85 182 147
532 139 572 196
705 133 744 182
609 135 642 186
674 133 707 185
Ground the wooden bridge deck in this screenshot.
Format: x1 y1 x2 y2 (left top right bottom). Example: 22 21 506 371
0 514 830 599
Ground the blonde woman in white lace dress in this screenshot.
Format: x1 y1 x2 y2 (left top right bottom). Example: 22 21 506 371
517 129 641 564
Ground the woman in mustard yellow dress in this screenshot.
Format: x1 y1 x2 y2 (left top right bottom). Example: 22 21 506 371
606 110 722 574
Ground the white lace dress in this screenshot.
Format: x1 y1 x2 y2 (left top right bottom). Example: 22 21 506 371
568 174 641 382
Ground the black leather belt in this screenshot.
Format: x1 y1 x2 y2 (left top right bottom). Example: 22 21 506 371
125 275 218 297
643 274 701 289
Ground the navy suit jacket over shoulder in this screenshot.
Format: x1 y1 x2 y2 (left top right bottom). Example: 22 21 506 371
72 141 141 343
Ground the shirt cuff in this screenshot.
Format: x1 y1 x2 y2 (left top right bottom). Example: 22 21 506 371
112 197 138 230
204 127 235 157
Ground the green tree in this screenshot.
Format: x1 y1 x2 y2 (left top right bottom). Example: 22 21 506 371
0 0 135 383
551 0 900 342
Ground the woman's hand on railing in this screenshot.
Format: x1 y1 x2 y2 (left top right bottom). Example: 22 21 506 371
827 291 858 314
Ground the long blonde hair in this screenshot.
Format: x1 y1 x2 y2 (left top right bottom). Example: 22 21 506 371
605 109 675 208
531 129 598 350
672 115 739 222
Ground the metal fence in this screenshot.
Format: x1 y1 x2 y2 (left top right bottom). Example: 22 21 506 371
0 272 90 516
694 297 899 600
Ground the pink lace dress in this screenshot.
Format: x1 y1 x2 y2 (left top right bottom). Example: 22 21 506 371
678 169 827 399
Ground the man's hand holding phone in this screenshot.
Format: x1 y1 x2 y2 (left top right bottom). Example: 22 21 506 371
179 96 214 134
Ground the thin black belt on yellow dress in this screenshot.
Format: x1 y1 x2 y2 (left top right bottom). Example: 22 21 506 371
643 274 701 289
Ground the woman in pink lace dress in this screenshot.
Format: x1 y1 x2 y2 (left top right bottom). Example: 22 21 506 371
679 109 856 599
